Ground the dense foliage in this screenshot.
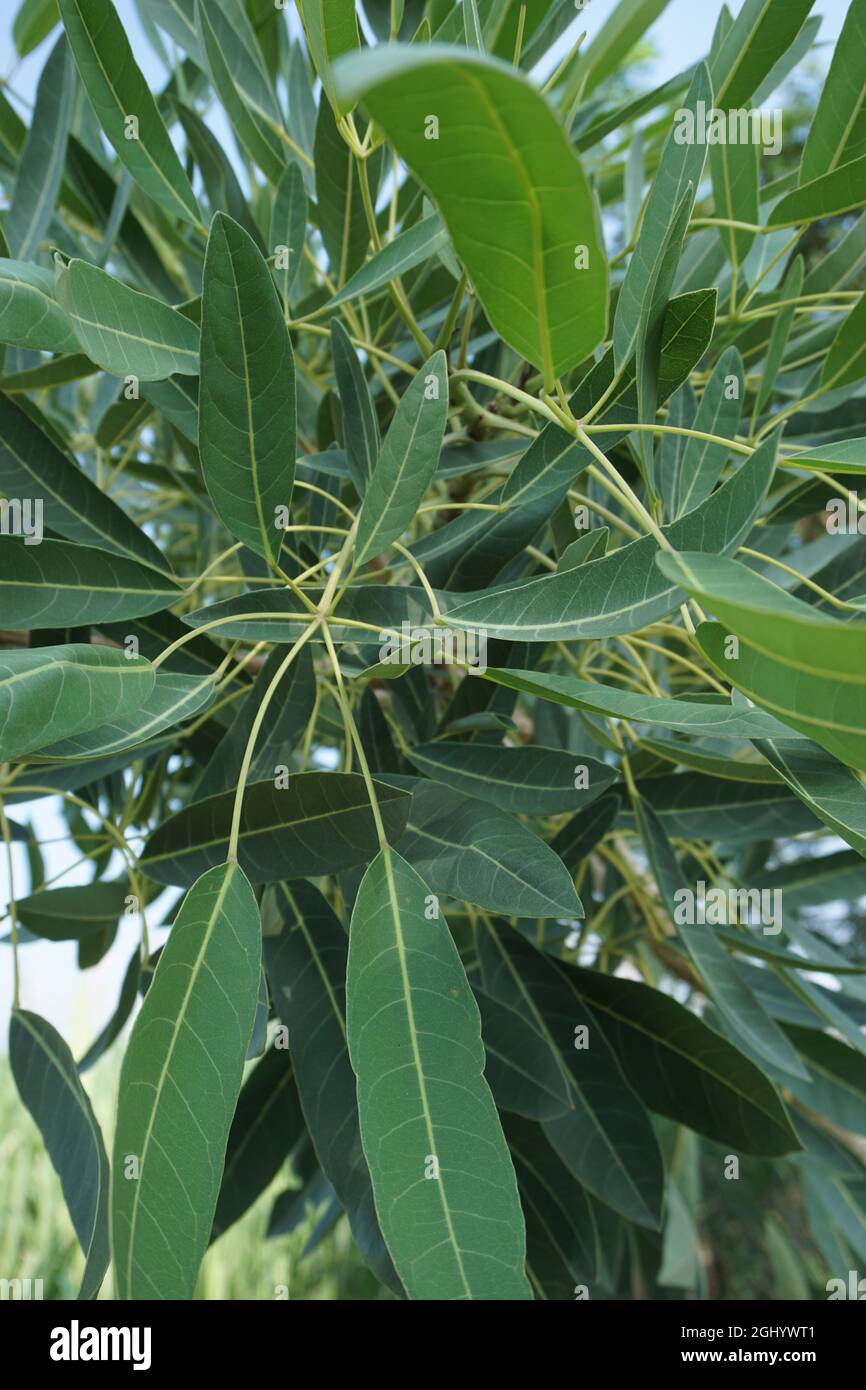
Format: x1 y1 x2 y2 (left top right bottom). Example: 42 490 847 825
3 0 866 1302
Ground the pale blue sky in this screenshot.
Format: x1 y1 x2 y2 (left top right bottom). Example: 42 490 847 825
0 1 855 1046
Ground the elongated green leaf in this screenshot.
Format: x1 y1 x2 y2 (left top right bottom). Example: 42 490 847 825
7 35 75 261
195 646 314 799
800 0 866 184
270 160 307 304
710 136 758 270
822 291 866 392
475 985 574 1122
355 351 448 567
78 947 140 1073
479 920 664 1228
211 1044 305 1240
57 259 199 381
0 644 154 761
658 552 866 771
0 260 79 354
298 0 361 117
570 0 670 99
314 97 370 285
36 671 215 761
672 347 743 517
174 100 264 251
781 1026 866 1137
141 773 412 887
445 430 777 640
636 796 808 1078
0 392 166 569
58 0 201 227
13 0 60 57
194 0 285 185
10 1009 109 1299
392 777 582 919
112 862 261 1298
614 64 711 375
791 440 866 475
472 666 797 739
13 881 127 941
711 0 816 109
0 537 181 628
331 319 379 495
262 880 400 1292
328 215 449 309
336 45 608 385
406 742 617 815
503 1112 600 1296
754 737 866 859
200 213 296 565
768 154 866 228
346 846 531 1299
563 964 801 1155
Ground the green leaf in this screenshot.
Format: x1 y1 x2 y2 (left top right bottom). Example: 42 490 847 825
200 213 296 565
563 965 801 1155
472 665 796 739
711 0 817 109
0 536 181 628
405 741 617 815
58 0 202 228
78 947 140 1073
658 552 866 771
0 643 154 761
445 429 777 641
822 290 866 392
767 154 866 228
613 64 711 375
479 920 664 1228
270 160 307 304
671 347 743 517
346 845 532 1299
56 258 200 381
211 1044 305 1240
636 796 809 1079
335 45 608 385
791 440 866 475
392 777 583 919
35 670 215 761
10 1008 110 1299
709 133 759 270
195 645 314 799
13 881 128 942
355 351 448 566
262 880 400 1292
297 0 361 117
141 773 413 887
112 863 261 1298
781 1026 866 1137
7 35 75 261
570 0 671 99
0 260 80 354
800 0 866 185
194 0 285 185
13 0 60 57
314 97 370 285
330 319 378 495
753 737 866 859
475 985 574 1122
0 392 166 569
328 214 450 310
